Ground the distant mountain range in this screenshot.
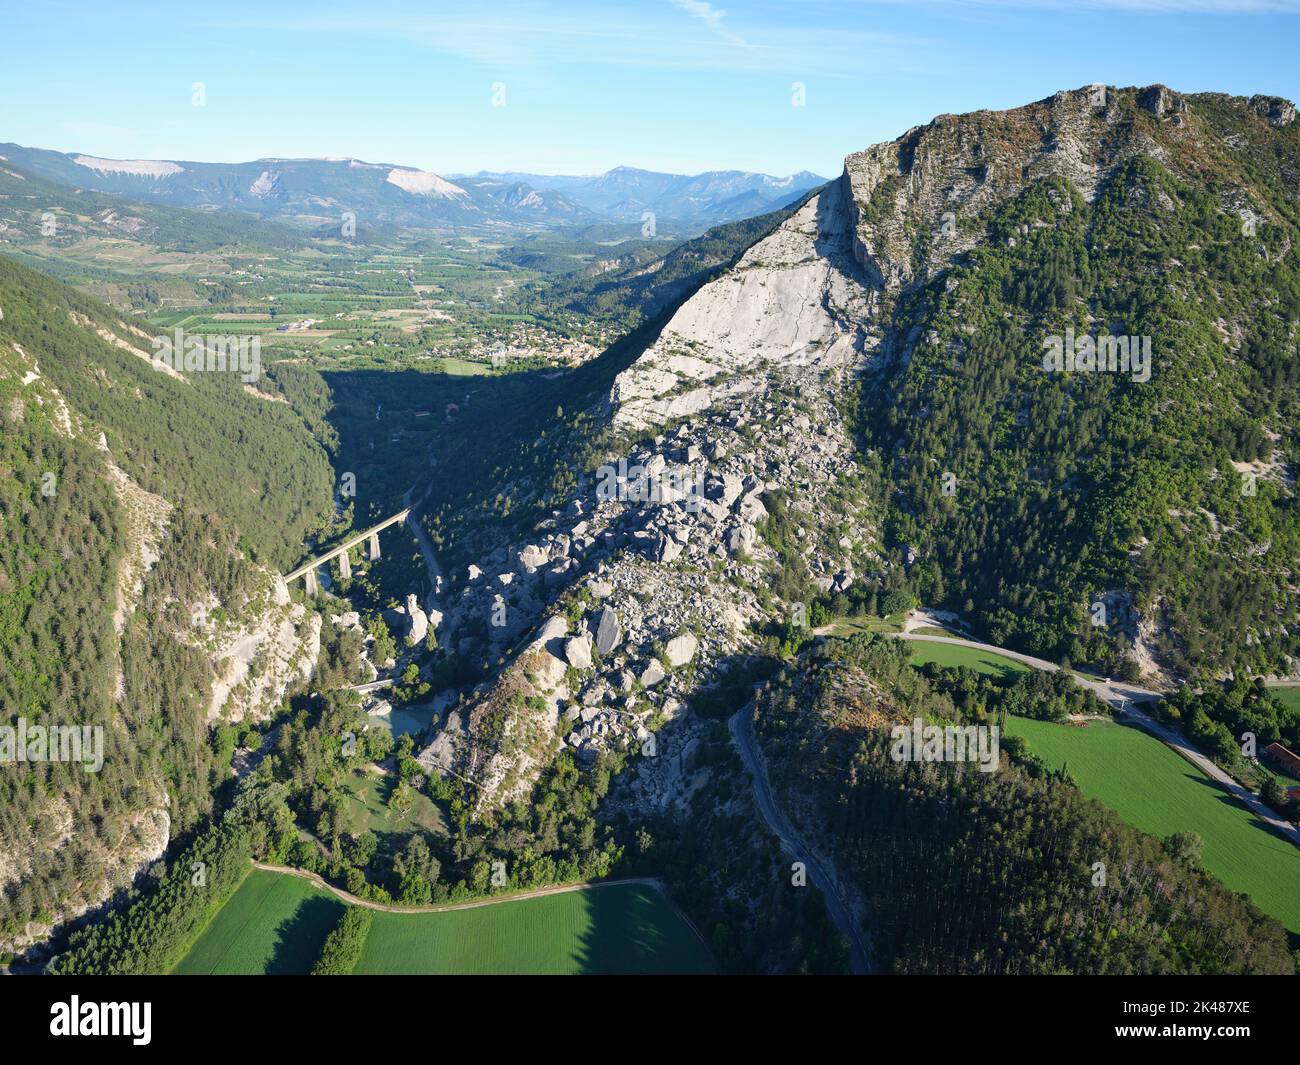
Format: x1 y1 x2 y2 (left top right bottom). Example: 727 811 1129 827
0 142 825 233
455 166 827 225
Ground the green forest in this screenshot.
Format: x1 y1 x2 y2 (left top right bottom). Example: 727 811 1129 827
0 253 335 941
756 634 1295 973
862 135 1300 682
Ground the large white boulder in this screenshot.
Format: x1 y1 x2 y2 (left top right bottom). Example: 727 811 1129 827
405 593 429 647
665 632 698 668
564 635 594 670
594 606 621 656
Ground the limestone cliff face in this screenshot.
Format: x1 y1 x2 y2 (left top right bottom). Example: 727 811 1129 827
203 573 322 725
611 172 871 431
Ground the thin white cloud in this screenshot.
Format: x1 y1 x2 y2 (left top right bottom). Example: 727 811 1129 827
203 6 927 77
669 0 727 31
667 0 756 49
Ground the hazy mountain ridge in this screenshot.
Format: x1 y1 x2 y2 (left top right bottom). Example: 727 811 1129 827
0 157 313 253
0 143 824 233
461 165 826 224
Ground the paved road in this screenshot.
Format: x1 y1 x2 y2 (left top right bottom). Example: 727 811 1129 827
895 633 1300 849
729 704 873 975
401 481 446 604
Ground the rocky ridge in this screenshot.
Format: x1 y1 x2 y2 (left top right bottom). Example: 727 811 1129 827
416 82 1300 813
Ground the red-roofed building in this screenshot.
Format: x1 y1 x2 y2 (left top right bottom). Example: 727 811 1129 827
1262 742 1300 777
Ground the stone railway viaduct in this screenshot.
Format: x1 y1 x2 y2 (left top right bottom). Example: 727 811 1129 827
283 507 410 595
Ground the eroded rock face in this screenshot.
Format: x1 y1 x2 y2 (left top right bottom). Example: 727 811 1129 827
1251 94 1296 127
1137 84 1185 118
206 573 322 724
609 174 869 432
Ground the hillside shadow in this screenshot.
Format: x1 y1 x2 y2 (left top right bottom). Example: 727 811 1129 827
562 652 769 975
568 883 714 975
319 302 684 525
264 895 346 975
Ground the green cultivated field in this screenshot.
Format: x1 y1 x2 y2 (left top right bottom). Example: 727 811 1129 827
907 641 1031 678
175 869 713 975
1006 716 1300 934
1269 686 1300 714
172 868 344 974
355 883 713 975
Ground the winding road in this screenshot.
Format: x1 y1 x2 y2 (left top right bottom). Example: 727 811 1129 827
729 703 873 975
401 480 446 607
253 861 666 913
897 631 1162 709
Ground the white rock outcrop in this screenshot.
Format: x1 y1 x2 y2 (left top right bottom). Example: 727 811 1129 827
665 633 698 668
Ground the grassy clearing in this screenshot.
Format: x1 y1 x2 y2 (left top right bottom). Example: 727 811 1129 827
906 640 1032 678
174 870 713 975
1268 686 1300 714
1006 716 1300 935
824 613 907 637
338 769 446 836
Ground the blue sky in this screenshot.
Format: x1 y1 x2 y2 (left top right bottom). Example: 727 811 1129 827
2 0 1298 178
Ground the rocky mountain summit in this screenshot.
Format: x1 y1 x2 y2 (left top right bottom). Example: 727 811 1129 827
414 82 1300 814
